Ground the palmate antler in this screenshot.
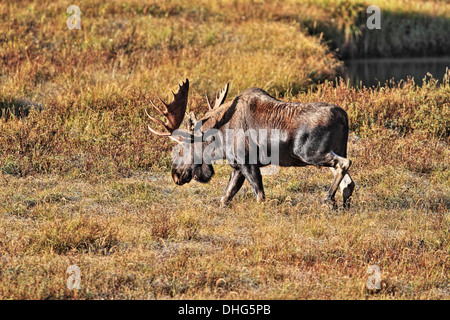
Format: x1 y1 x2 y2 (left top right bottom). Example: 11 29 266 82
146 79 190 136
206 82 229 110
146 79 230 142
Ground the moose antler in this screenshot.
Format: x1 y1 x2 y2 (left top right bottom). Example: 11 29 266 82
206 82 229 111
146 79 189 136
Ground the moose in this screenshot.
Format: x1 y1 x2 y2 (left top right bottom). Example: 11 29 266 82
145 79 355 209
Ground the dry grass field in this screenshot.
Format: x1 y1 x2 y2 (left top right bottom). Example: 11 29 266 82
0 0 449 299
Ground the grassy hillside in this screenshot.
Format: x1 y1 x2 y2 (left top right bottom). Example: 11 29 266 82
0 0 449 299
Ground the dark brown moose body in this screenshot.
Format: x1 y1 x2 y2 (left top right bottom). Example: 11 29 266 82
146 80 355 209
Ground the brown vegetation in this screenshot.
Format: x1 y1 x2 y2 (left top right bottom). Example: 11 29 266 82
0 0 448 299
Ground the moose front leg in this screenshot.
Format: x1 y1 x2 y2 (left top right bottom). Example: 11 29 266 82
240 165 265 203
221 168 246 206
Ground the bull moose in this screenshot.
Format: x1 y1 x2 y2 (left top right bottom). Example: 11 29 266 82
145 79 355 209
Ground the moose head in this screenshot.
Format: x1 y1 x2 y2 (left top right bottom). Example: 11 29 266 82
145 79 229 186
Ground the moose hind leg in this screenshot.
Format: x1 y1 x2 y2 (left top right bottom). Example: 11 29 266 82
323 152 352 210
330 169 355 209
340 173 355 209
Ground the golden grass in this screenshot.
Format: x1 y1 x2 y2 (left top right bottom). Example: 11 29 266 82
0 0 449 300
0 131 448 299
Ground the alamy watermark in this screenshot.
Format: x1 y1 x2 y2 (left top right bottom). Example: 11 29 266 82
66 265 81 290
366 265 381 290
366 5 381 30
66 5 81 30
171 128 281 175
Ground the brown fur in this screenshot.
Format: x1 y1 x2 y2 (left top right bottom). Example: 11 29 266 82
200 88 345 133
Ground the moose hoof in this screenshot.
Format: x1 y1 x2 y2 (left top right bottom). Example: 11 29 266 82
324 197 338 210
220 197 230 208
343 198 352 210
